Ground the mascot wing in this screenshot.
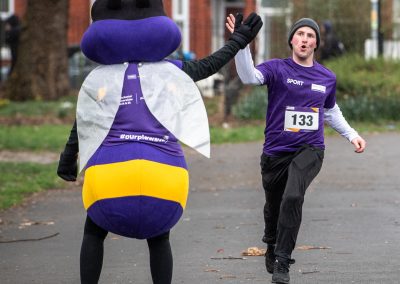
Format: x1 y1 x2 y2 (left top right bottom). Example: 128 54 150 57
77 64 127 172
140 61 210 158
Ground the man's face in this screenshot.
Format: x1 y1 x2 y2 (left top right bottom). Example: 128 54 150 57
290 26 317 60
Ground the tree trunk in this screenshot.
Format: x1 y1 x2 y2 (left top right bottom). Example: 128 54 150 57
2 0 70 101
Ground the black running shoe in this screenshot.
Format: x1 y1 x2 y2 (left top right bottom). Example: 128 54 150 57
272 260 290 284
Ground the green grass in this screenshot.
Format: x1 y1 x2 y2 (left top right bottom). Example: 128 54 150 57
210 124 265 144
324 121 400 136
210 121 400 144
0 96 76 119
0 124 72 151
0 162 66 210
0 122 398 152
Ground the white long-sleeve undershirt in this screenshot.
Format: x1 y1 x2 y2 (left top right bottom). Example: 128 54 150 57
234 45 264 85
234 45 360 142
324 104 359 142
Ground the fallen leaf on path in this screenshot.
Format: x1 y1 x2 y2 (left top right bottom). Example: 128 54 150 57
296 245 331 250
18 220 55 229
219 275 236 279
241 246 266 256
214 225 225 229
211 256 246 260
204 268 220 272
299 269 319 274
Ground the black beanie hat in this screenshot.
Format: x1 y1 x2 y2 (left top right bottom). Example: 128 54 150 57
288 18 320 50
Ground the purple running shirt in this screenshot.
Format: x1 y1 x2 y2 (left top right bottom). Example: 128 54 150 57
256 58 336 156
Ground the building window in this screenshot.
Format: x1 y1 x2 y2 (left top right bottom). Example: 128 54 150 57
0 0 14 19
172 0 189 53
0 0 10 12
394 0 400 39
257 0 291 63
261 0 289 8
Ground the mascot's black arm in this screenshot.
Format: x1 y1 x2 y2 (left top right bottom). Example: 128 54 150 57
183 12 262 82
57 120 79 181
56 12 263 181
182 40 240 82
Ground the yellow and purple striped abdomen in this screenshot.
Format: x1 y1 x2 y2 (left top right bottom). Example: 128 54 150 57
82 142 188 239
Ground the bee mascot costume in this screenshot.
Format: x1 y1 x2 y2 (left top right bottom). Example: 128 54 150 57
57 0 262 283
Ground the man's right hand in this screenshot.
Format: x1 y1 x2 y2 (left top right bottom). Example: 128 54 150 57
228 12 263 49
226 13 235 34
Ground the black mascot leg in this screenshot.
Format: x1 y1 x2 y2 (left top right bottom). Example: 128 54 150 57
80 215 108 284
147 231 173 284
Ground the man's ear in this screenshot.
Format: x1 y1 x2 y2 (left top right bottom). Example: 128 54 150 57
107 0 121 9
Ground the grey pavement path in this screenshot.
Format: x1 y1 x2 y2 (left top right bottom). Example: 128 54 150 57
0 133 399 283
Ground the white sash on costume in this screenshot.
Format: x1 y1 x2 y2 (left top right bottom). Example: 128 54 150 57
139 62 210 158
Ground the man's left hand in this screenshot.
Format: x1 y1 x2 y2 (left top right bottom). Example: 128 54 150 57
351 136 366 153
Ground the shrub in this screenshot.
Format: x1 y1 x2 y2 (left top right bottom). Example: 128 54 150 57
326 54 400 121
232 86 267 120
325 54 400 98
337 95 400 122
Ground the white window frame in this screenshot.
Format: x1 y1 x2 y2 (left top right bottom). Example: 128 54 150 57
256 0 292 64
212 0 244 52
393 0 400 39
0 0 14 20
172 0 189 52
89 0 95 22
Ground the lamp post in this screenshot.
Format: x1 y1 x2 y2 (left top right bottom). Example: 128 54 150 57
0 18 3 82
371 0 383 57
377 0 383 56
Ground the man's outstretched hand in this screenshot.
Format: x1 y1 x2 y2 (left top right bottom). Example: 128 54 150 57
228 12 263 49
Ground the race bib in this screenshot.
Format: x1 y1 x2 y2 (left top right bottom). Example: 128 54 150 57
284 106 319 132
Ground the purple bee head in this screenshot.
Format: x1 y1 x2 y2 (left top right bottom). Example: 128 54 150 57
81 0 182 64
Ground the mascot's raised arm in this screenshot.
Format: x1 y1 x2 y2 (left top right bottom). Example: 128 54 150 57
57 0 262 283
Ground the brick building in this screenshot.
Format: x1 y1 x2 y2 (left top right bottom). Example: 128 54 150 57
1 0 257 60
1 0 90 47
2 0 400 62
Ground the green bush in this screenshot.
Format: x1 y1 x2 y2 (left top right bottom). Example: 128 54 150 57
325 54 400 122
325 54 400 98
337 95 400 122
232 86 267 120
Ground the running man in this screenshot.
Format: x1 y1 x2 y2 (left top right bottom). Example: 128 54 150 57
227 16 366 284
